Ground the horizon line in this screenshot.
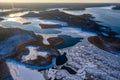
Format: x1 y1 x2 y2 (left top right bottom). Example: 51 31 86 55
0 2 120 3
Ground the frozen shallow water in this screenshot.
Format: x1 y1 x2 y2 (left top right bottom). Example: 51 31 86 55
61 5 120 33
22 46 49 61
6 60 45 80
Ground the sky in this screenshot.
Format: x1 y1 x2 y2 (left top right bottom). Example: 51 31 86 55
0 0 120 3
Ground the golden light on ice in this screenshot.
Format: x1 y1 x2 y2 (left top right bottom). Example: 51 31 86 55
9 12 28 17
6 17 30 24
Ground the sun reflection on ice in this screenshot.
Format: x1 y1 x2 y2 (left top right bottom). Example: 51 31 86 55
9 12 28 17
6 17 31 24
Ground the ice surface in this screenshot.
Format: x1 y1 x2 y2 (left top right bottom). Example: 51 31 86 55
22 46 48 61
61 5 120 33
6 60 45 80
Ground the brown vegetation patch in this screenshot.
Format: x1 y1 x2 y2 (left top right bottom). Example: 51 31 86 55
88 36 120 54
39 23 63 29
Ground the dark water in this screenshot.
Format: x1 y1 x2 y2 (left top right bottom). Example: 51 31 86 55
38 29 61 34
56 52 68 66
55 35 83 49
61 66 77 74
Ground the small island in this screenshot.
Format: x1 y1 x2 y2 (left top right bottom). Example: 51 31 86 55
0 18 4 21
88 36 120 54
39 23 63 29
112 5 120 10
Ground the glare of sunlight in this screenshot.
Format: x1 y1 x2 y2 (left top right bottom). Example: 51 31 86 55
9 12 28 17
6 17 30 24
